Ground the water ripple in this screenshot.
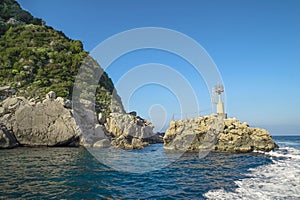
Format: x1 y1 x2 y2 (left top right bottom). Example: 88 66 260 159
0 144 273 199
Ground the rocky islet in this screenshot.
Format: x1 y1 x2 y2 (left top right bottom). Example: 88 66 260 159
163 115 278 153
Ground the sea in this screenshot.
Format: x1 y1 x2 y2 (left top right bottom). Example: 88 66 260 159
0 136 299 199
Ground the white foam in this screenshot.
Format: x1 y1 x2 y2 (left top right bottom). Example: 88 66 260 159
205 147 300 200
263 147 300 160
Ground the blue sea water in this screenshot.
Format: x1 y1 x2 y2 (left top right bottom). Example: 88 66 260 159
0 136 299 199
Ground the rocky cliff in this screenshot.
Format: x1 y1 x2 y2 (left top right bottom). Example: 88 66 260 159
0 0 160 149
163 115 278 153
0 94 81 148
0 91 158 149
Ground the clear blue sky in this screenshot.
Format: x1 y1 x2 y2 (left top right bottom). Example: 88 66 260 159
17 0 300 135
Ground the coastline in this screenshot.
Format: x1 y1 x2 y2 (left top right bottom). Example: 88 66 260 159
1 95 278 153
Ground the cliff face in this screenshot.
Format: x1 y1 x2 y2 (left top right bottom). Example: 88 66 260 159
0 0 158 149
163 115 278 153
0 95 81 148
76 97 156 149
0 92 156 149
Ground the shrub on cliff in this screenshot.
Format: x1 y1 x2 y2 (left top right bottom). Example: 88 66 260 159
0 0 122 115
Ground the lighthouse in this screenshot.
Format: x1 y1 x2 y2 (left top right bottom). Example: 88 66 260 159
212 83 227 118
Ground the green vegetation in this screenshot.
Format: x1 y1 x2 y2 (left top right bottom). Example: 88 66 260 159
0 0 42 34
0 0 122 115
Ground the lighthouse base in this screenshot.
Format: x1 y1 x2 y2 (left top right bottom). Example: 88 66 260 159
217 113 227 119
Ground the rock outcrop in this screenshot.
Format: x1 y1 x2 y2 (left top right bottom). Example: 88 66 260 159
163 115 278 153
0 92 158 149
216 117 278 152
0 94 81 147
104 112 155 149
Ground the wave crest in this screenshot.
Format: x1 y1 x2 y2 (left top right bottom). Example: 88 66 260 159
205 147 300 200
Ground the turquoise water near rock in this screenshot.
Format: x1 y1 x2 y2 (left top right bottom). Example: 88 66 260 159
0 136 299 199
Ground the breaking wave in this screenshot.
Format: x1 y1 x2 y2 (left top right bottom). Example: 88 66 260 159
205 146 300 199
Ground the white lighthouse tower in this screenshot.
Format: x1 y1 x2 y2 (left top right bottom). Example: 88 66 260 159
212 83 227 118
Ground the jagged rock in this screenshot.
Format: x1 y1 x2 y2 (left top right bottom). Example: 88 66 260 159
163 115 278 153
105 112 154 148
0 124 18 148
0 94 157 150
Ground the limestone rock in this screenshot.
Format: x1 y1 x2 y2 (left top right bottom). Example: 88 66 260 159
163 115 278 153
0 97 81 147
75 101 111 148
105 112 154 148
46 91 56 100
14 100 80 146
55 97 65 105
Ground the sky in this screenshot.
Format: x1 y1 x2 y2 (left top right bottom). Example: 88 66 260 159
17 0 300 135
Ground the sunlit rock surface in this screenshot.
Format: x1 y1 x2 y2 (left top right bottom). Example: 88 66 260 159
163 115 278 153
